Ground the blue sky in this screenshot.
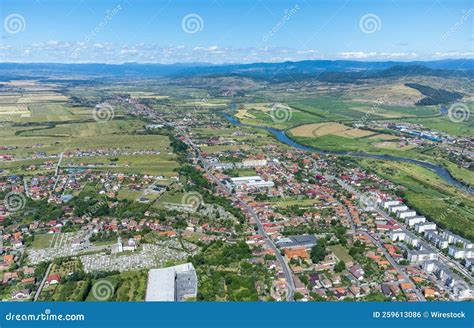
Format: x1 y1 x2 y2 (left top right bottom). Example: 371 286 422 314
1 0 473 63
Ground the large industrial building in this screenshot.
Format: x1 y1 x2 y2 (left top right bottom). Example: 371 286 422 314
145 263 198 302
225 176 274 190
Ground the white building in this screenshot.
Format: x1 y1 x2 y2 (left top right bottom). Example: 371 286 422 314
441 231 473 249
111 236 123 253
228 176 274 190
425 231 449 249
465 258 474 272
406 216 426 227
389 229 419 247
397 210 416 219
388 204 408 214
422 260 472 300
407 249 437 263
383 200 401 209
414 222 437 234
389 229 406 242
123 238 137 252
241 159 267 168
448 246 473 260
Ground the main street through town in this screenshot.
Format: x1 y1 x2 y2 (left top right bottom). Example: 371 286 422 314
143 106 297 301
179 131 296 301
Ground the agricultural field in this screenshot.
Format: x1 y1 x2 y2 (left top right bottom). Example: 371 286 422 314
230 101 319 129
290 122 376 138
0 84 179 175
290 133 422 158
223 168 257 177
286 97 438 122
404 112 473 136
349 82 424 106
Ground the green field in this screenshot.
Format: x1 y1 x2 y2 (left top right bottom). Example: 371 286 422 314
86 271 147 301
328 244 354 264
32 234 54 248
0 112 178 175
287 97 438 122
404 115 473 136
39 280 90 301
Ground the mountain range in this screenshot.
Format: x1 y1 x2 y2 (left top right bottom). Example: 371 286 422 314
0 59 473 83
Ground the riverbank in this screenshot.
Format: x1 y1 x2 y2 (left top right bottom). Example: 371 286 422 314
223 113 473 194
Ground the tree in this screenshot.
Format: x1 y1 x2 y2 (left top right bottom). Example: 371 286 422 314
294 292 304 300
334 261 346 272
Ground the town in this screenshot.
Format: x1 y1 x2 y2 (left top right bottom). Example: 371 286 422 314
0 79 472 302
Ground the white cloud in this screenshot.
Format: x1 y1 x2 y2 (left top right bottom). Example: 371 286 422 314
433 52 474 58
1 41 471 64
337 51 419 59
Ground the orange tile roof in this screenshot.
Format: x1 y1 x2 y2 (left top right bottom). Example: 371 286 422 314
284 248 309 260
424 288 436 298
412 276 425 283
3 254 14 264
400 283 412 290
158 230 177 237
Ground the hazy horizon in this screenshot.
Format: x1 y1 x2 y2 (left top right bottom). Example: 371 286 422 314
1 0 473 64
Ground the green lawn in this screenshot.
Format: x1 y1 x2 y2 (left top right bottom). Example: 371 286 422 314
32 234 53 249
328 244 354 264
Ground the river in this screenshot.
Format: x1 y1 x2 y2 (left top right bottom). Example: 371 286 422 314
223 113 473 194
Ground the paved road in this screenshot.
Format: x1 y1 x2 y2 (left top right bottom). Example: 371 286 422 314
343 179 474 284
234 195 296 301
134 103 295 300
311 166 427 300
23 178 30 197
34 263 52 301
51 152 64 192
